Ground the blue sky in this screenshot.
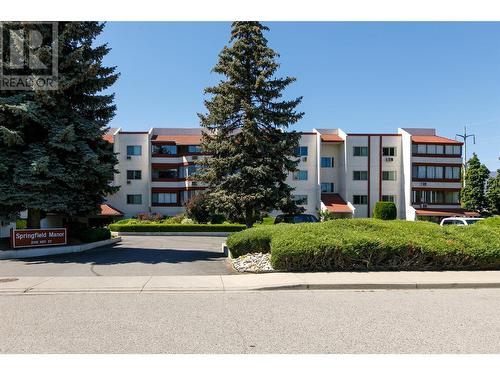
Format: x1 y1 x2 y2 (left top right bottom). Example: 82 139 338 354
97 22 500 170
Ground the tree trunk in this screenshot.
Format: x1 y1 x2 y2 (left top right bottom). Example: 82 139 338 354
27 208 41 229
245 207 254 228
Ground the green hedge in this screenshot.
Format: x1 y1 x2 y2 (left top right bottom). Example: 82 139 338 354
108 223 246 233
373 201 397 220
227 217 500 271
75 228 111 243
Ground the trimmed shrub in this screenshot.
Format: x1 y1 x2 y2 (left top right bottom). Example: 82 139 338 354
136 212 164 222
373 201 397 220
75 228 111 243
108 223 246 233
226 217 500 271
227 226 276 257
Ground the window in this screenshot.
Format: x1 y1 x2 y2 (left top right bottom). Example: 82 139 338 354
293 170 308 181
152 144 177 155
353 171 368 181
153 169 178 179
353 146 368 157
382 195 396 203
426 144 437 154
187 145 202 153
321 183 334 193
126 194 142 205
382 147 396 157
417 144 426 154
126 170 141 180
126 145 142 156
413 143 461 156
320 157 334 168
292 195 308 205
295 146 308 157
413 165 461 180
382 171 397 181
445 191 460 204
412 190 460 204
353 195 368 205
152 192 177 204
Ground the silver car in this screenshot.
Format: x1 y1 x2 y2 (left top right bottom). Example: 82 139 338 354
440 217 484 226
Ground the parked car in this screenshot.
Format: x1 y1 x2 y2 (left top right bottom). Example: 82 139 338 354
440 217 484 226
274 214 319 224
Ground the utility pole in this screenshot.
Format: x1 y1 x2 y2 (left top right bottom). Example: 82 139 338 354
456 126 476 171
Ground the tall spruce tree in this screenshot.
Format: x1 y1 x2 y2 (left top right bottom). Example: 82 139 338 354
198 22 304 228
461 153 490 213
486 170 500 215
0 22 119 228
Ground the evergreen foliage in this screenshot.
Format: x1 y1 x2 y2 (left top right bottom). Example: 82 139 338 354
461 153 490 213
486 170 500 215
373 201 397 220
198 22 304 228
0 22 119 228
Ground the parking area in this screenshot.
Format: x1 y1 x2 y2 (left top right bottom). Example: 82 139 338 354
0 236 235 277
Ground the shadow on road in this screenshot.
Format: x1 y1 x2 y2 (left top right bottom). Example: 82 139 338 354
9 245 226 266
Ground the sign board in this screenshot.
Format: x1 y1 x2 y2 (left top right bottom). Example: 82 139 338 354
10 228 67 249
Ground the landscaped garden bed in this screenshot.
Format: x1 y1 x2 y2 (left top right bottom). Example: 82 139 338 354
227 217 500 272
108 217 245 233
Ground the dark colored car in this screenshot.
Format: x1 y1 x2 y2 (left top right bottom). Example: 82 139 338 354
274 214 319 224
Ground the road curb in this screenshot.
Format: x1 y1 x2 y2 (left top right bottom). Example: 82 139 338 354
0 271 500 295
0 237 121 260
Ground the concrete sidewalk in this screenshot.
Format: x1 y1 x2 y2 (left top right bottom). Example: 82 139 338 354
2 271 500 294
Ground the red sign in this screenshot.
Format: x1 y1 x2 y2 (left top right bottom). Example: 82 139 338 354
10 228 67 249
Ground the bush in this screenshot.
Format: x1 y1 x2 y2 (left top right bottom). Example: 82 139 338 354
185 193 212 223
74 227 111 243
226 217 500 271
108 223 246 233
136 212 164 222
373 202 397 220
318 210 337 221
164 214 186 224
16 219 27 229
227 226 276 257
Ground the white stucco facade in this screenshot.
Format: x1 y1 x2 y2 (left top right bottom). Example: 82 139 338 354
104 127 467 222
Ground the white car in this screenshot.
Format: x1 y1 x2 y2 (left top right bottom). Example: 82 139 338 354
440 217 484 226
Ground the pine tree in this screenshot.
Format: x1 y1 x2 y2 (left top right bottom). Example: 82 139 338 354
198 22 304 228
0 22 119 228
486 170 500 215
461 153 490 213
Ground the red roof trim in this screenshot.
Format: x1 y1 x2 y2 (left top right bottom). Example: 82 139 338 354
321 194 353 213
99 204 124 216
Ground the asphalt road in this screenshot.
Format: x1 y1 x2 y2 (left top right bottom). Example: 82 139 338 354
0 236 234 276
1 288 500 353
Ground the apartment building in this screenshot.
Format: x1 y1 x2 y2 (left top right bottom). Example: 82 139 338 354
104 126 476 222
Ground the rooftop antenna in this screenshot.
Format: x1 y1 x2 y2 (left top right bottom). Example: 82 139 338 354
455 125 476 172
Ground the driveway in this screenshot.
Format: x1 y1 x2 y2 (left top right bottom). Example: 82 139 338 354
0 236 234 276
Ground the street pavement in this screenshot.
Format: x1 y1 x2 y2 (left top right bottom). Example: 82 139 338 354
0 236 234 276
1 288 500 353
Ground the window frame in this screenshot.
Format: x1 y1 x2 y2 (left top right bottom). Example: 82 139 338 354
353 170 368 181
320 157 334 168
353 195 368 205
353 146 369 157
382 170 397 181
126 145 142 156
382 147 396 157
126 170 142 180
126 194 142 205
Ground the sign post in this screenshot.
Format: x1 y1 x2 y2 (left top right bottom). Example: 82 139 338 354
10 228 67 249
